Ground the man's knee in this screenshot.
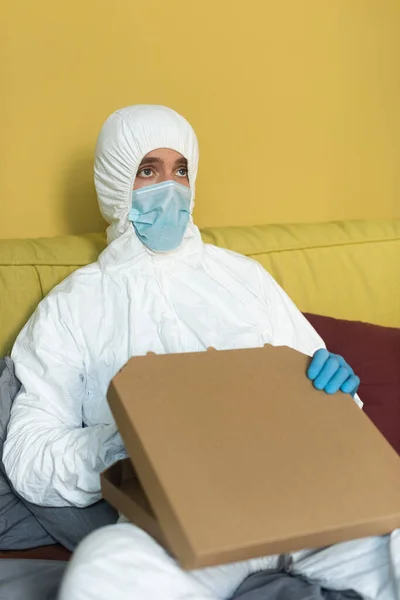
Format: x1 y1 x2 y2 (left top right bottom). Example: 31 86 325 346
71 523 165 565
59 524 166 600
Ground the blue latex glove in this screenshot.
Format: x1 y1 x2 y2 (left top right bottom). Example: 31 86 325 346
307 349 360 397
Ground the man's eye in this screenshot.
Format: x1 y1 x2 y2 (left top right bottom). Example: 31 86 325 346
176 168 188 177
139 168 153 178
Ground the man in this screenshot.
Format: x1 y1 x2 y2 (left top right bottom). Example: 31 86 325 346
5 106 396 599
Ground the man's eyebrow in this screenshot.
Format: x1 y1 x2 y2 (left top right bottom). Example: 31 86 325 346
138 156 187 168
173 157 188 167
138 157 163 167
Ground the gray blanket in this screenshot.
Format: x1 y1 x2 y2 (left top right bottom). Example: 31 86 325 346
233 569 362 599
0 564 363 600
0 559 67 600
0 357 118 552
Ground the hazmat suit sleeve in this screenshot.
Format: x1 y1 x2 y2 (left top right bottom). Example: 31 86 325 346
3 294 126 508
260 267 363 408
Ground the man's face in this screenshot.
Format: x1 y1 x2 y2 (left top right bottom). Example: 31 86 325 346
133 148 189 190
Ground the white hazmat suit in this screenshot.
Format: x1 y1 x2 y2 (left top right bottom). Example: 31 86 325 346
4 105 399 599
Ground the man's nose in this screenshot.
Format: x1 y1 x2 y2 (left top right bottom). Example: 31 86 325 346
157 173 175 185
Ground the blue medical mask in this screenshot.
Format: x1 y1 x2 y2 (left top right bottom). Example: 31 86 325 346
128 180 192 252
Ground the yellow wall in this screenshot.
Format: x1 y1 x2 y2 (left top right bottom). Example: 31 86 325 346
2 0 400 239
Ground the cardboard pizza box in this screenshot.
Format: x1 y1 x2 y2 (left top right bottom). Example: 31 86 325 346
101 345 400 570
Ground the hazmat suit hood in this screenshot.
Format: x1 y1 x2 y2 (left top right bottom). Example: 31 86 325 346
94 105 200 254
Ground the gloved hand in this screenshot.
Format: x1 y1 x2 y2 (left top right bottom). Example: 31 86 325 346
307 349 360 397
